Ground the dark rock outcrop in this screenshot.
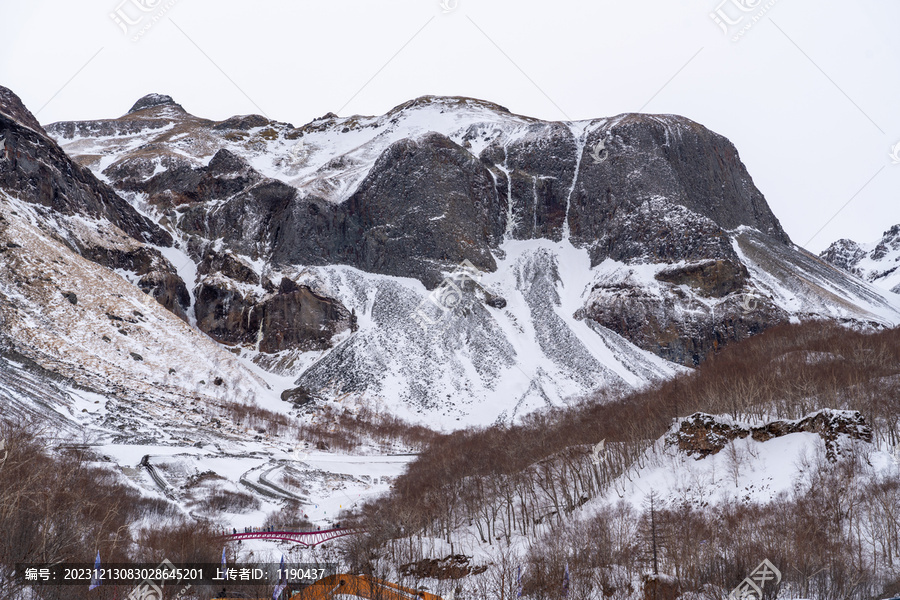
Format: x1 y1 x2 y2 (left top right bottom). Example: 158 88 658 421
255 279 356 353
115 148 261 210
0 87 45 133
197 247 260 285
318 133 504 287
193 275 355 352
193 277 257 345
475 113 790 267
79 243 172 276
280 386 313 406
655 259 749 298
138 271 191 322
567 115 789 266
266 133 504 287
576 283 785 367
176 133 504 287
484 293 507 309
128 93 185 115
820 239 866 275
213 114 270 130
667 410 872 462
0 86 171 247
479 121 578 241
179 178 296 260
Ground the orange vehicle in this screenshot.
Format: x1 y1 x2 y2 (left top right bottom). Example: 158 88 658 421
292 573 444 600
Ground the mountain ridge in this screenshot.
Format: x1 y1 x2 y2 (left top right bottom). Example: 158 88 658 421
1 86 896 425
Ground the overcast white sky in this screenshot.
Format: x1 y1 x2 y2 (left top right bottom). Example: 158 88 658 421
2 0 898 252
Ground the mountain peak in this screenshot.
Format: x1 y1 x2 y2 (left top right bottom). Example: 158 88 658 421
127 93 184 115
386 95 513 117
0 85 46 133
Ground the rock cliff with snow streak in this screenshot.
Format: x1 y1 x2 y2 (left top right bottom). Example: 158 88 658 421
0 87 895 427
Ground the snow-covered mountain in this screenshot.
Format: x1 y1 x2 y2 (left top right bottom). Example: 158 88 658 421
821 224 900 294
4 84 900 586
28 91 897 429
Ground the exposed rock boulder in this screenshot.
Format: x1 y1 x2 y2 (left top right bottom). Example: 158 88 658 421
256 278 356 353
655 259 749 298
138 271 191 322
280 386 313 406
667 410 872 462
207 148 251 175
484 293 507 309
193 275 355 352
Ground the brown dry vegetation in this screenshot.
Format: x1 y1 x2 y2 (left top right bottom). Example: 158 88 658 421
344 322 900 599
212 393 436 453
0 421 221 600
0 383 437 598
294 403 438 454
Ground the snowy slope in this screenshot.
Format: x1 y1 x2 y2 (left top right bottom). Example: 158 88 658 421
287 239 685 429
735 228 900 325
0 192 276 418
600 413 890 510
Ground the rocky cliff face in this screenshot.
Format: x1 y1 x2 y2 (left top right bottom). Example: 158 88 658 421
0 86 194 324
43 94 804 364
27 90 900 419
0 91 170 248
479 113 789 265
47 95 787 279
193 266 355 352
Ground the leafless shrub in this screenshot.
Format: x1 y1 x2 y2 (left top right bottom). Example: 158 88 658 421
194 488 260 514
350 323 900 598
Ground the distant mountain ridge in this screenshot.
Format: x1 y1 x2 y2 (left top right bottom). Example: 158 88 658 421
821 225 900 294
